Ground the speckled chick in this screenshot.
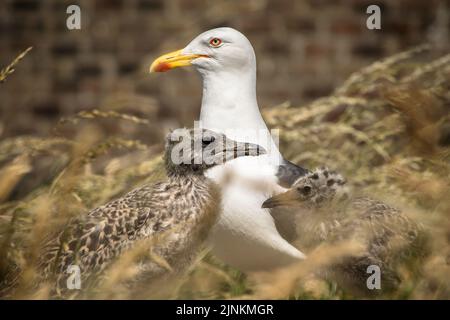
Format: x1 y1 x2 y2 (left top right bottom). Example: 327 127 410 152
262 167 428 295
3 128 265 298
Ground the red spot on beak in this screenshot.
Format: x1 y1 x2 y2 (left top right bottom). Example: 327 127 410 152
154 62 171 72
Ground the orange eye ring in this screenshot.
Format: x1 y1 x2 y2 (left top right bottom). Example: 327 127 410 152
209 38 222 47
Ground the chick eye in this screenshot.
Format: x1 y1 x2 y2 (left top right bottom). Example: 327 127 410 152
209 38 222 47
298 185 312 195
202 136 215 147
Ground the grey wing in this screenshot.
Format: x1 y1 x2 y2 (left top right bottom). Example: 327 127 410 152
276 158 309 188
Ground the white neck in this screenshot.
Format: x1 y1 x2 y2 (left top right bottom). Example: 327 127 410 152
198 69 281 160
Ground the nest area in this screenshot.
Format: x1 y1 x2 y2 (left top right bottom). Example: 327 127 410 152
0 44 449 299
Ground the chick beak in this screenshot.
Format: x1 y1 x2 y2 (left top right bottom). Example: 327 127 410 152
262 189 300 208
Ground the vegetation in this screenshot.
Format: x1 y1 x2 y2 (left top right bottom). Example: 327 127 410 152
0 45 449 299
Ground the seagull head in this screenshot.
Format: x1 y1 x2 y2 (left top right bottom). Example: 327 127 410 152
262 168 349 209
150 27 256 75
165 128 266 175
150 27 280 160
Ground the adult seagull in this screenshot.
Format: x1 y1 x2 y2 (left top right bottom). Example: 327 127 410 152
150 27 308 270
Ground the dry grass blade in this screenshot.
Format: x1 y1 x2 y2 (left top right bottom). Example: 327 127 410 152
0 47 32 83
402 54 450 83
382 83 447 153
82 138 149 164
0 155 31 202
335 44 430 94
58 109 151 127
248 241 364 299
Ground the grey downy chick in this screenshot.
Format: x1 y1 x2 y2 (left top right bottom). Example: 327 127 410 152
262 167 428 295
2 128 265 298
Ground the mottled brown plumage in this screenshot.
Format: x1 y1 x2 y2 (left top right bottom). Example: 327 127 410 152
263 167 428 295
2 128 265 298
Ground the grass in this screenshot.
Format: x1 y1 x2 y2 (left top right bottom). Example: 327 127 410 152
0 47 32 83
0 44 449 299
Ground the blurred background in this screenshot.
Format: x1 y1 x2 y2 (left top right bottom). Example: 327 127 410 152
0 0 447 142
1 0 449 299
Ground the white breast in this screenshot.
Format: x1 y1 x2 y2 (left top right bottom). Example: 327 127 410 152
206 155 305 271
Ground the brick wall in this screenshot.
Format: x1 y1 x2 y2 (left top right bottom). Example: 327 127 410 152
0 0 445 138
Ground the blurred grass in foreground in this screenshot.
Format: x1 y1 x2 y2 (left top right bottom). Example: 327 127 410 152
0 44 449 299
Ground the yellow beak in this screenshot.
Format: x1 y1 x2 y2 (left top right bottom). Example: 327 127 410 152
149 49 208 73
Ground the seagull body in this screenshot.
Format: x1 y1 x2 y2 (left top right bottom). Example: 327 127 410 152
151 28 308 270
1 129 265 297
263 168 428 293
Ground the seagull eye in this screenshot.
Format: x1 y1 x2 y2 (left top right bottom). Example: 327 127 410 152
209 38 222 47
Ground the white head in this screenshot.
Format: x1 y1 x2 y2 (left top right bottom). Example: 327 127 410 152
150 27 280 161
183 27 256 75
150 27 256 76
